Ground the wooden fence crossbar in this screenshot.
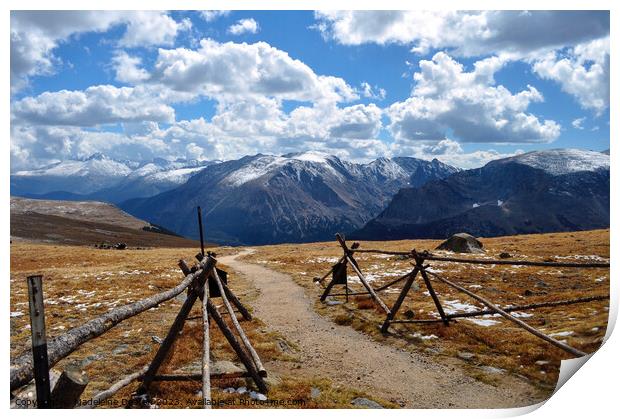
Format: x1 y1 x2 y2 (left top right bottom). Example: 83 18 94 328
316 235 608 359
351 249 609 268
10 261 210 391
447 295 610 319
423 269 587 357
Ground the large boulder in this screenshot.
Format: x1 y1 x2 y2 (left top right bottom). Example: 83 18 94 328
436 233 484 253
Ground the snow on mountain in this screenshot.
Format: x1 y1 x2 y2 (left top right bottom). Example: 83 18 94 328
146 166 206 184
14 154 132 179
11 154 213 200
11 154 133 195
354 148 610 241
121 152 459 245
223 155 288 187
493 149 610 176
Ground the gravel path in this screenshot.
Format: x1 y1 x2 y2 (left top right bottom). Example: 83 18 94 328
220 250 542 408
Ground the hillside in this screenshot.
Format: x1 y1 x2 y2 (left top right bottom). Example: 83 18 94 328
121 152 458 245
10 197 200 248
353 149 610 240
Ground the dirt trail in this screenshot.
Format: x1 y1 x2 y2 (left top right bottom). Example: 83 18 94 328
220 250 542 408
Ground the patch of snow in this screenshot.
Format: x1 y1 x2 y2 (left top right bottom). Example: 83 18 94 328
410 332 438 340
510 312 534 318
10 311 24 318
289 151 331 163
442 299 480 315
466 318 500 327
224 156 287 187
554 254 609 262
548 330 574 337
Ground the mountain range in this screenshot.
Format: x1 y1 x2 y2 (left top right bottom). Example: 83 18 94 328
10 153 215 203
11 148 609 246
120 151 458 245
352 149 610 240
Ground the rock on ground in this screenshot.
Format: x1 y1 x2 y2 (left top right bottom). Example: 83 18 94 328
436 233 484 253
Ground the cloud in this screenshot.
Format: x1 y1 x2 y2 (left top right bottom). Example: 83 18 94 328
12 85 175 126
390 138 521 169
227 18 260 35
572 117 586 130
199 10 231 22
119 12 191 48
314 11 609 57
10 11 190 91
387 52 560 144
112 51 150 84
360 82 386 100
532 37 609 113
151 39 357 103
315 11 610 113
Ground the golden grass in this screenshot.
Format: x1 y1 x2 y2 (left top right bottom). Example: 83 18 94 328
241 229 610 392
10 243 391 408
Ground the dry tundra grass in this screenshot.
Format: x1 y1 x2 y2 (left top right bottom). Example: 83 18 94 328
10 243 393 408
240 229 610 393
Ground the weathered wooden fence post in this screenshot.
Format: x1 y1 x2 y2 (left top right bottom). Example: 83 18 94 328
197 206 205 257
27 275 52 409
50 364 89 408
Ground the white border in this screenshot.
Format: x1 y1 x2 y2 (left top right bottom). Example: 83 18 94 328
3 1 616 418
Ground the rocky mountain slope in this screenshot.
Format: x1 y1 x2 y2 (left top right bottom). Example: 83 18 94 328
121 152 458 245
353 149 610 240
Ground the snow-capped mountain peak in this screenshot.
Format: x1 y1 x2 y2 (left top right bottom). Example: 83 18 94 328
496 149 610 176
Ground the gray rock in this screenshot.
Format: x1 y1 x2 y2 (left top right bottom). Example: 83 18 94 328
436 233 484 254
175 359 245 375
112 344 129 355
265 375 282 387
310 387 321 399
457 351 475 361
211 361 245 375
351 397 383 409
480 366 505 374
80 353 104 367
277 339 292 353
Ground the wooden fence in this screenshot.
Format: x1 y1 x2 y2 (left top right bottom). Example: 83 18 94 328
317 234 610 358
10 251 267 409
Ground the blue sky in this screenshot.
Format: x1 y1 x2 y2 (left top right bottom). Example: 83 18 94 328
10 10 610 170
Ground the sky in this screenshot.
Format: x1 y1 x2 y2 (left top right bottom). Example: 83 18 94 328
9 10 610 170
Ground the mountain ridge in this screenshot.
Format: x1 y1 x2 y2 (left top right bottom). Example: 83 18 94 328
120 152 459 245
352 149 610 240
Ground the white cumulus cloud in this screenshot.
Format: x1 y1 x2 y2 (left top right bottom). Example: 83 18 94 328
532 37 609 114
387 52 560 144
151 39 357 103
112 51 150 84
227 18 260 35
12 85 175 127
10 11 192 91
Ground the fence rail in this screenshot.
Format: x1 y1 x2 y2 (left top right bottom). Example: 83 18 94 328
318 234 610 359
